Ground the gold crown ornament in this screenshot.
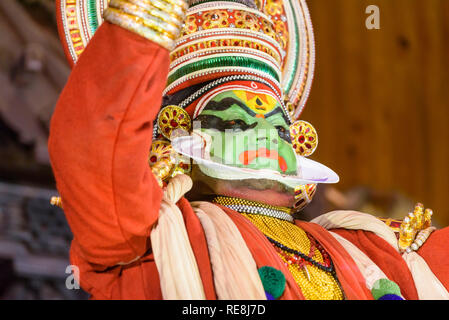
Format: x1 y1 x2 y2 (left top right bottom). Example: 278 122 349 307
398 203 435 253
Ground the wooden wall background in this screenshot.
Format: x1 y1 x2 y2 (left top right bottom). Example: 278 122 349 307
302 0 449 226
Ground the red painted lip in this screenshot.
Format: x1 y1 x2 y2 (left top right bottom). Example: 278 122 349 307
239 148 288 172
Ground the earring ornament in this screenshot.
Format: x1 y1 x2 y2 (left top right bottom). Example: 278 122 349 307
290 120 318 157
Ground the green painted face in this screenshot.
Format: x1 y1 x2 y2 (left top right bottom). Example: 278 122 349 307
194 89 297 175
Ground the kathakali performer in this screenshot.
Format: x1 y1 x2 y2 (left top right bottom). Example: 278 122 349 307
49 0 449 299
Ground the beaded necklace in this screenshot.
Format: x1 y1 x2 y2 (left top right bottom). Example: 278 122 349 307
267 235 334 273
212 196 344 300
213 196 294 222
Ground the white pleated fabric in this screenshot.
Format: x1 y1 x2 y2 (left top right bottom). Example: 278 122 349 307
191 201 266 300
311 210 399 251
150 174 206 300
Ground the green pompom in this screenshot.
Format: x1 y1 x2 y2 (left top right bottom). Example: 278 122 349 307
371 279 402 300
258 266 286 299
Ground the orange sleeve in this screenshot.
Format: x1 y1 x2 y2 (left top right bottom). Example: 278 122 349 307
48 22 167 267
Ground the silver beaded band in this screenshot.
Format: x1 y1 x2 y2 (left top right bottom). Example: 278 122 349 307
222 204 294 222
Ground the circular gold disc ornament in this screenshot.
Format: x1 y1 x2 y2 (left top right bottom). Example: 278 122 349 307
290 120 318 157
157 105 192 140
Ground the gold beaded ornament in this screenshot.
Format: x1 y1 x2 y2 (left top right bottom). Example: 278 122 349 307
398 203 434 253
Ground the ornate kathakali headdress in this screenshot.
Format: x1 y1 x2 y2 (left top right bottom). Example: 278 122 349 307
57 0 335 211
57 0 314 116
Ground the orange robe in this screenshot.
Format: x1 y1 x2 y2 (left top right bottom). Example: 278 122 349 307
49 22 449 300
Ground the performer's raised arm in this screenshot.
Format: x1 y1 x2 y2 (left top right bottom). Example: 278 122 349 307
48 2 187 267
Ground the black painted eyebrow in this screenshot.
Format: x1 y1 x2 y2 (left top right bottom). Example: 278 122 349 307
202 97 256 117
195 114 257 132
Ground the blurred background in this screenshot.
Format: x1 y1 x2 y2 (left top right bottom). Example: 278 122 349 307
0 0 447 299
302 0 449 225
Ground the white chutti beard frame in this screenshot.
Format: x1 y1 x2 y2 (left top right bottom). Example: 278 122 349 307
171 134 339 189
